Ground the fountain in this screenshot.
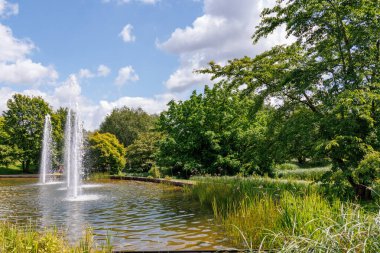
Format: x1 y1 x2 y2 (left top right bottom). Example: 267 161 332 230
39 114 52 184
64 107 84 199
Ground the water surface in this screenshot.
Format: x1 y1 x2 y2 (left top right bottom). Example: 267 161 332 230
0 178 234 251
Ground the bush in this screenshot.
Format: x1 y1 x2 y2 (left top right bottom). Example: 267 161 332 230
148 164 161 178
87 132 126 175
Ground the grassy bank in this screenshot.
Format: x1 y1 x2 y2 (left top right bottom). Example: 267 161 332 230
0 222 112 253
0 164 22 175
186 177 380 252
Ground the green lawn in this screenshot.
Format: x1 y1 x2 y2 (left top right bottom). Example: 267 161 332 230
0 163 22 175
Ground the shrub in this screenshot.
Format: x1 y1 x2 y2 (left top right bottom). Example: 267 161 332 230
148 164 161 178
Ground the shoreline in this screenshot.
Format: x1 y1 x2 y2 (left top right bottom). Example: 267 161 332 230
0 174 195 187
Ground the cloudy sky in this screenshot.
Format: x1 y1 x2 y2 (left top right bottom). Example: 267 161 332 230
0 0 287 130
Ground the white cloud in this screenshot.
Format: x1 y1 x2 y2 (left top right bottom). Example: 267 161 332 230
157 0 292 92
0 23 58 85
103 0 159 5
115 65 139 86
139 0 158 4
97 64 110 77
0 0 18 18
0 74 172 130
0 59 58 84
0 24 33 62
119 24 135 43
78 68 94 79
77 64 111 79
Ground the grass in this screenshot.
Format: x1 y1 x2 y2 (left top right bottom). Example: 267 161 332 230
0 221 112 252
0 163 22 175
187 176 380 251
275 166 331 181
86 172 110 180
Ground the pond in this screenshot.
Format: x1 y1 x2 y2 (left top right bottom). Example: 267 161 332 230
0 178 235 251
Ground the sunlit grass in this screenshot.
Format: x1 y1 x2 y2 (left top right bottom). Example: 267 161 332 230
0 221 112 252
187 177 380 251
0 163 22 175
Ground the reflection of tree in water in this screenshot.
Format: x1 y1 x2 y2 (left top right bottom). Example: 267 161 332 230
156 186 232 251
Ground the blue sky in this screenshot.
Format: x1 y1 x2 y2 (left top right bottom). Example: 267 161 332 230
0 0 288 129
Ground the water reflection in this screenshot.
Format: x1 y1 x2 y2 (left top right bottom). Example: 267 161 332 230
0 179 235 251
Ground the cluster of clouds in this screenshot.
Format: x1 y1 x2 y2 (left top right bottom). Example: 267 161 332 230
0 23 58 85
0 0 289 130
0 0 18 17
157 0 289 92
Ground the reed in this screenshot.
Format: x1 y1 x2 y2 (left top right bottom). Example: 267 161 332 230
188 177 380 251
0 222 111 253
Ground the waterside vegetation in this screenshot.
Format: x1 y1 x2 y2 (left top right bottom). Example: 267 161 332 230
187 177 380 252
0 221 112 253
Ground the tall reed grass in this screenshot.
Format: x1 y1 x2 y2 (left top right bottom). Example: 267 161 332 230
0 222 111 253
187 177 380 252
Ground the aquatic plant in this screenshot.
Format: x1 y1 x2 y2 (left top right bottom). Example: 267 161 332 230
188 177 380 251
0 221 112 253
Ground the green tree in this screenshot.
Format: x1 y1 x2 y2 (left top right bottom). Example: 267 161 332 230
0 117 19 168
199 0 380 199
157 84 255 178
2 94 52 173
51 107 67 166
276 107 321 164
99 107 157 148
125 131 162 173
88 132 126 174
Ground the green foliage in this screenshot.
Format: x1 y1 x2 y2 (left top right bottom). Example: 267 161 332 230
88 132 126 175
99 107 156 147
0 117 18 168
148 164 161 178
51 107 68 167
125 131 162 173
157 84 276 178
197 0 380 199
354 151 380 186
2 94 53 173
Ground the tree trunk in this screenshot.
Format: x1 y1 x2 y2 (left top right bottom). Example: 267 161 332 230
347 175 372 200
22 160 30 174
297 156 306 165
354 184 372 201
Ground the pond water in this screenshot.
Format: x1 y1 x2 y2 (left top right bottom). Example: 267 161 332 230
0 178 235 251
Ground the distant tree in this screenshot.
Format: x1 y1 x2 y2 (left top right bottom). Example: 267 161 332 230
99 107 157 147
88 132 126 174
51 107 68 166
0 117 19 168
2 94 52 173
125 131 162 173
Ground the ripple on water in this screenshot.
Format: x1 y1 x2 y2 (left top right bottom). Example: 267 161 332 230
64 194 100 202
0 179 236 251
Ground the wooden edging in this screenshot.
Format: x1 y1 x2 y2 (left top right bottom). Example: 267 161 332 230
109 176 195 187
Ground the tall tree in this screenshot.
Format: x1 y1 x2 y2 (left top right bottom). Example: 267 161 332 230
157 84 260 178
2 94 52 173
200 0 380 199
99 107 156 148
0 117 19 168
125 131 162 173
